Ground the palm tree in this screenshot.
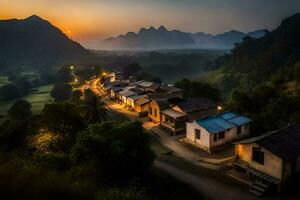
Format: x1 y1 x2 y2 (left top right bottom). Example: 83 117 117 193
80 89 107 124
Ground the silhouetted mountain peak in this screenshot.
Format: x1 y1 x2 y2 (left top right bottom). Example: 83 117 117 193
281 12 300 27
25 15 45 22
148 26 156 31
0 15 92 68
158 25 167 31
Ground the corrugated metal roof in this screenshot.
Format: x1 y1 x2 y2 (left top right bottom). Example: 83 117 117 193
161 108 186 118
196 112 251 134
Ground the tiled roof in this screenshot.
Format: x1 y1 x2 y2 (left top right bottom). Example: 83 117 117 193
161 108 186 118
196 112 251 134
236 124 300 161
174 98 216 113
135 97 151 106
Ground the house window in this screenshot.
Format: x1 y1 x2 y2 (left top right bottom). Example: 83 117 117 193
252 147 264 165
154 109 157 117
218 131 225 139
195 129 201 140
237 126 242 134
213 134 217 141
245 124 248 130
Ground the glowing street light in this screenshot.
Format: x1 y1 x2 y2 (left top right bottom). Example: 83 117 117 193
74 78 78 83
217 105 223 112
102 72 107 76
70 65 74 70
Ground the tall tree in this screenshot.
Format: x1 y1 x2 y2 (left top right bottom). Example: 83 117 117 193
8 100 32 121
51 83 73 102
80 89 107 125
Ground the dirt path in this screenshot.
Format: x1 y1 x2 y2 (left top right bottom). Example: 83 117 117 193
154 160 257 200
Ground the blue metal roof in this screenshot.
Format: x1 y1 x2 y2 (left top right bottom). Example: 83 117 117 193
196 112 251 134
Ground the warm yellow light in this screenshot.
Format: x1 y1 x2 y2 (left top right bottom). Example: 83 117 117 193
217 105 222 111
102 72 107 76
74 78 78 83
70 65 74 70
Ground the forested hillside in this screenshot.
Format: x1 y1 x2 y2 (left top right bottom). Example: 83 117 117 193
199 13 300 134
200 13 300 95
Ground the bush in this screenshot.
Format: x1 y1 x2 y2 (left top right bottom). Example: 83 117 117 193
70 121 155 181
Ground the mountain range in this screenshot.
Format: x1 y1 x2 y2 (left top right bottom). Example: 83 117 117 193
102 26 268 50
0 15 92 70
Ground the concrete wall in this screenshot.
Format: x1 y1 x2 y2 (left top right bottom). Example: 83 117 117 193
186 121 211 151
148 101 162 123
135 104 149 113
236 143 283 180
186 121 250 152
210 124 250 149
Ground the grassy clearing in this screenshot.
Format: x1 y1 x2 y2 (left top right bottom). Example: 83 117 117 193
0 84 54 115
194 69 225 86
0 76 10 87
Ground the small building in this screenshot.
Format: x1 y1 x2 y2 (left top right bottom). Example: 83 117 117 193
160 108 187 134
136 80 161 93
119 91 136 106
126 95 146 110
186 112 251 152
148 99 170 123
159 85 183 96
234 124 300 195
135 97 151 116
108 86 123 99
160 98 217 135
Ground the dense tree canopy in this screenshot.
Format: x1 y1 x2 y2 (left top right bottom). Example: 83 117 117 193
51 83 73 102
70 121 155 180
121 62 141 78
41 102 85 135
175 79 221 102
8 100 32 122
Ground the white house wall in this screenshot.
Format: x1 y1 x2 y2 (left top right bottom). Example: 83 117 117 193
236 143 283 180
186 121 250 152
186 122 211 151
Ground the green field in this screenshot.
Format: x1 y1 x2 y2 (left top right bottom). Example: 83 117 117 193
194 69 225 85
0 84 54 115
0 76 10 87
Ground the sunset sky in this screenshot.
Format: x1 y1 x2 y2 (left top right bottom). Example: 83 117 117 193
1 0 300 49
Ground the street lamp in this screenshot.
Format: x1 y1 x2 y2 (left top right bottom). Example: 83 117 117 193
70 65 74 70
217 105 222 113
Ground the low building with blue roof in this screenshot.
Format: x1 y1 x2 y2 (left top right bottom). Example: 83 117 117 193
186 112 251 153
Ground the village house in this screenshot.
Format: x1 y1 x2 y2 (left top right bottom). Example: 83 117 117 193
186 112 251 152
135 97 151 116
119 90 136 106
148 99 170 123
147 93 183 123
126 95 147 110
159 85 183 96
160 98 217 135
136 80 161 93
234 124 300 196
108 86 123 99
